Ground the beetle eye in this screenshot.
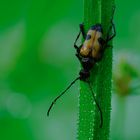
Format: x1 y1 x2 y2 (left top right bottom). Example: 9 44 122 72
86 34 91 40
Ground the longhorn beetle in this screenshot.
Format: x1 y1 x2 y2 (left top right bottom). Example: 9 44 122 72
47 7 116 128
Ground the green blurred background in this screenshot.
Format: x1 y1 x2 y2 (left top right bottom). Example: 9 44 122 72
0 0 140 140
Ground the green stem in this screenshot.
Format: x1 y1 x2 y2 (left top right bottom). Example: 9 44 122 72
78 0 115 140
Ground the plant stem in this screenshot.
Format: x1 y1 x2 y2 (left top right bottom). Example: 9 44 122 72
78 0 115 140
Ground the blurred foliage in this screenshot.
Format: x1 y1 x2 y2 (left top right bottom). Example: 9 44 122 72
114 59 140 96
0 0 140 140
111 53 140 140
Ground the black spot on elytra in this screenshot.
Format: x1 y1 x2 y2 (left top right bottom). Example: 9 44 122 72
86 34 91 40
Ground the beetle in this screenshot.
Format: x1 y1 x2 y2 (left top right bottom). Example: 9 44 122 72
47 8 116 128
75 22 116 80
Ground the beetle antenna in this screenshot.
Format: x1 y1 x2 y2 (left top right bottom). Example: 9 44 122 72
87 81 103 128
47 76 80 116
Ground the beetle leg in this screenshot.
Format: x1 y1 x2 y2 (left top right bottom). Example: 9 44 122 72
74 23 86 47
106 21 116 42
74 23 86 63
97 6 116 53
76 53 82 62
79 23 86 39
74 44 82 63
101 21 115 53
74 24 86 52
74 30 81 49
106 6 116 42
74 43 82 55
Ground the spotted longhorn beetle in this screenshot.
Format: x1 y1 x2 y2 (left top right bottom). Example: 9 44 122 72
47 7 116 128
